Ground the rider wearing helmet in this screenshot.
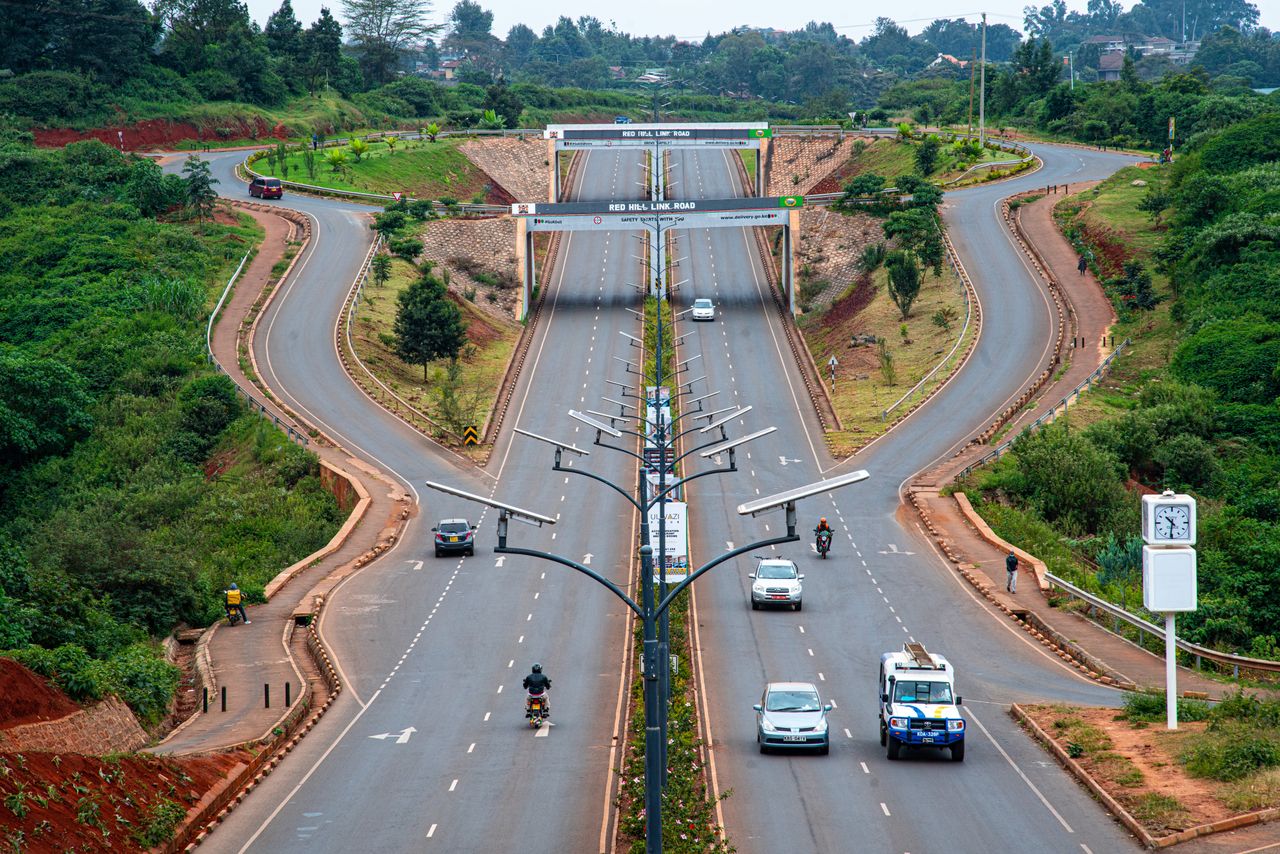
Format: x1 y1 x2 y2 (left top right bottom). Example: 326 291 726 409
225 583 249 624
523 663 551 716
814 517 832 535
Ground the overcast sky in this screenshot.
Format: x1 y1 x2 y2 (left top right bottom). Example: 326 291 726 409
243 0 1279 44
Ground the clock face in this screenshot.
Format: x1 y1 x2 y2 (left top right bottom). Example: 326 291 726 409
1154 504 1191 540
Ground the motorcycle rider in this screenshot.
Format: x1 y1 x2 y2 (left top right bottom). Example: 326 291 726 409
225 583 249 625
814 517 833 554
523 663 551 716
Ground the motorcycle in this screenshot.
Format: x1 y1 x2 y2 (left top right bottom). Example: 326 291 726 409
526 689 550 728
225 605 244 626
816 529 832 559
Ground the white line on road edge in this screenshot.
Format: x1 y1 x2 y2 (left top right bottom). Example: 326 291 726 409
236 687 383 853
966 706 1074 833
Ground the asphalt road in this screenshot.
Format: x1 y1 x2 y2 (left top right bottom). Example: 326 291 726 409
181 148 650 852
170 141 1145 853
667 144 1145 854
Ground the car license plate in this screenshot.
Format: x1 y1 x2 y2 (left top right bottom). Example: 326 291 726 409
449 536 458 542
920 736 934 743
783 735 806 742
769 595 788 600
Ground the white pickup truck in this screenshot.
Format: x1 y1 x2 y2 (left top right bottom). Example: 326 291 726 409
878 642 966 762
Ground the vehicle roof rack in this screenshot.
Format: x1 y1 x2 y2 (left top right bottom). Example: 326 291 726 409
904 642 939 669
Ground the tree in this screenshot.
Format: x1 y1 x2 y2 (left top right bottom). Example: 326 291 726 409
914 135 941 176
842 173 885 199
445 0 499 70
0 351 93 469
265 0 304 60
182 155 219 229
482 81 524 128
324 148 349 172
885 250 921 319
371 254 392 287
393 274 467 380
301 7 344 94
884 208 944 275
341 0 440 86
0 0 155 84
126 160 183 217
349 138 370 161
425 122 441 141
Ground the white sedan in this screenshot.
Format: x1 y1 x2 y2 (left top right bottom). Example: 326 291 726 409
691 298 715 321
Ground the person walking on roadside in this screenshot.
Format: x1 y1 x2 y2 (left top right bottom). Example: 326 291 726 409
1005 551 1018 594
1077 255 1088 276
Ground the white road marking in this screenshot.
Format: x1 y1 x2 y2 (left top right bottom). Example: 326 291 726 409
967 707 1074 832
881 803 891 816
467 743 475 754
860 761 869 773
483 712 490 721
426 824 436 838
497 685 503 694
448 780 458 792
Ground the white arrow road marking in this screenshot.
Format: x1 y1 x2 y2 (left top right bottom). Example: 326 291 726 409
877 544 915 556
534 722 553 737
725 541 734 550
494 556 505 567
583 554 593 565
407 560 423 571
368 726 416 744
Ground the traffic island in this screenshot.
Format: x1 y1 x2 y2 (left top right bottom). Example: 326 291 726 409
1015 701 1280 847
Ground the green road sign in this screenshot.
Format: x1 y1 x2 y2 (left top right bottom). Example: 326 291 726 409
778 195 804 208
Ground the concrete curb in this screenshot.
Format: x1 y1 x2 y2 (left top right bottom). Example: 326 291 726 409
263 460 372 599
952 492 1049 592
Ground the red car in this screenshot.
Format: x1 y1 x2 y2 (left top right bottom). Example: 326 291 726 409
249 177 283 199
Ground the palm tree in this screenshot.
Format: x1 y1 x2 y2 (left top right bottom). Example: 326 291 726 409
325 149 349 173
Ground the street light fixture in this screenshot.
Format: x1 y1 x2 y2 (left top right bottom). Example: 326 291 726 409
568 409 624 438
700 406 753 434
738 469 872 516
698 426 778 458
513 427 591 457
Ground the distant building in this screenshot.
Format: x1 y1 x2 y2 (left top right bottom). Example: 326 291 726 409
440 60 461 81
1082 34 1128 52
1099 51 1125 82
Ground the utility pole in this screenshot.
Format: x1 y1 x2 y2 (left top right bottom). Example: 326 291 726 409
967 48 976 137
1069 51 1075 90
979 12 987 148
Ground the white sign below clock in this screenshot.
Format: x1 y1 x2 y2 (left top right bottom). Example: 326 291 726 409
1143 546 1197 612
1141 491 1197 546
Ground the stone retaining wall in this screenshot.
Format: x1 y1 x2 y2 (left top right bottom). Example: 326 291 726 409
0 696 146 754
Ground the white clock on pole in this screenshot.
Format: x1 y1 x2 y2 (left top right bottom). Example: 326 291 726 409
1142 490 1196 545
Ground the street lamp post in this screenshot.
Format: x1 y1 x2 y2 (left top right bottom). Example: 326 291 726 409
427 158 870 849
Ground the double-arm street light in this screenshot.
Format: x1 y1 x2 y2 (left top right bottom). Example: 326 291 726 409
426 287 868 852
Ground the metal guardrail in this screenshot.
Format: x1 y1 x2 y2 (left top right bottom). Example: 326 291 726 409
205 249 309 446
1044 572 1280 678
959 337 1131 477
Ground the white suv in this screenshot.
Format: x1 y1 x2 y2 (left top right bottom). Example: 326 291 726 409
750 559 804 611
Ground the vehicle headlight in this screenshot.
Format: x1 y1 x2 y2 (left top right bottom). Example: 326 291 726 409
948 719 965 732
813 719 828 733
889 717 908 729
752 583 767 592
761 718 778 733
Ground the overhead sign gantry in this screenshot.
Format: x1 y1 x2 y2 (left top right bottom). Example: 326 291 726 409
543 122 772 201
510 196 803 320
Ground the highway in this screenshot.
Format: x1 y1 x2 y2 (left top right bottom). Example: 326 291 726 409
670 143 1142 853
177 139 1142 853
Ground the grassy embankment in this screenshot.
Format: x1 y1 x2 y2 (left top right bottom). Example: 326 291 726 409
0 140 342 724
1022 691 1280 837
348 254 520 448
801 260 971 456
252 137 495 202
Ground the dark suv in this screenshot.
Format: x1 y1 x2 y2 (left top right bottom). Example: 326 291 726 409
433 519 476 556
249 177 283 199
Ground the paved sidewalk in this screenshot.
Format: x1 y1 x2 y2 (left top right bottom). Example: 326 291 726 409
152 206 409 755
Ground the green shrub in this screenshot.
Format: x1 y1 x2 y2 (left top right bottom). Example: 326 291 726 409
1121 691 1211 723
1184 731 1280 781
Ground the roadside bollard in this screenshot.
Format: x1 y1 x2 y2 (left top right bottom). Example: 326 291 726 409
203 687 208 714
221 686 227 712
285 682 291 707
265 683 271 709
